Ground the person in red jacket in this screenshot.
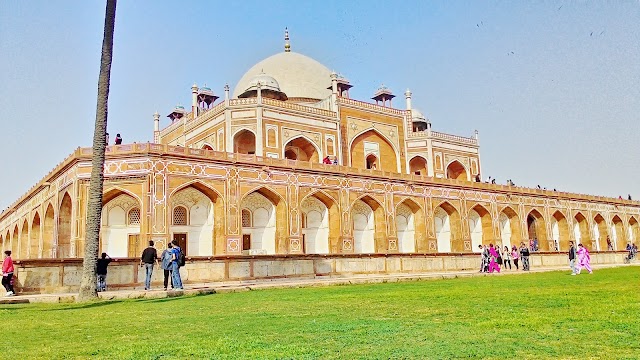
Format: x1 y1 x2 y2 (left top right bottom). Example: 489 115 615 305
2 250 15 296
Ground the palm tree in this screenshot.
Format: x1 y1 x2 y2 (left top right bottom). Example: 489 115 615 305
77 0 117 302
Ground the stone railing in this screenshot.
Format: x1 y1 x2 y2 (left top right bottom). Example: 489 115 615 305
228 98 258 106
338 97 406 116
262 98 336 117
431 131 478 145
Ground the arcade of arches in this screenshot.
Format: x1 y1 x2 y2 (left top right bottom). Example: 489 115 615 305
1 179 638 259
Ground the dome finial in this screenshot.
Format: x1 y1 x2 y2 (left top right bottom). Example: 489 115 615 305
284 27 291 52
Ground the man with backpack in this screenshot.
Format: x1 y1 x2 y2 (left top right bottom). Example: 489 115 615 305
161 242 174 291
170 240 184 290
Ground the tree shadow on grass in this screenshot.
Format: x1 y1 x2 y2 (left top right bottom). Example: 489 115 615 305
42 300 126 311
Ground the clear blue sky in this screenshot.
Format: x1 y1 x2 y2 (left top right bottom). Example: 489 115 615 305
1 1 639 209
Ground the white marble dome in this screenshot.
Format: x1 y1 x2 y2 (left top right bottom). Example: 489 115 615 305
233 51 332 101
244 72 282 93
412 108 426 121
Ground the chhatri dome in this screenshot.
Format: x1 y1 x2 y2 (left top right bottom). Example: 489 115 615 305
233 28 332 102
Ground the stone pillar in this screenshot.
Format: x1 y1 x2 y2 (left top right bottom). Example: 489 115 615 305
191 83 198 116
153 112 160 144
287 181 303 254
385 185 398 253
225 168 242 255
338 183 354 253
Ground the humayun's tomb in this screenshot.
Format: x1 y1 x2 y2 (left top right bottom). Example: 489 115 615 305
1 31 637 293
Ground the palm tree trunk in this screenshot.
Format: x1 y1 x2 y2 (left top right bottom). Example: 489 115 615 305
77 0 117 302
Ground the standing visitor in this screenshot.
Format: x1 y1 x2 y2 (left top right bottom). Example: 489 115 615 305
140 240 158 290
533 237 539 252
114 133 122 145
488 244 501 273
606 236 613 251
511 246 519 270
322 156 332 164
519 243 530 271
161 242 174 291
576 244 593 274
333 157 338 165
96 253 112 292
502 246 512 270
478 245 485 272
568 241 578 275
170 240 184 290
2 250 15 296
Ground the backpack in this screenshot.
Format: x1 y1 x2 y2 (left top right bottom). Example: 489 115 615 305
178 249 186 267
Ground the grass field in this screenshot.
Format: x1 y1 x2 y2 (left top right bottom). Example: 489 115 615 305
1 267 639 359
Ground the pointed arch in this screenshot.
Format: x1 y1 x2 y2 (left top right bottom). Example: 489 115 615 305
396 198 426 253
499 206 521 250
30 211 41 258
408 156 428 176
101 191 142 257
12 225 18 256
169 180 223 203
611 215 624 251
526 209 547 251
433 201 463 252
551 211 570 251
349 128 400 172
629 216 639 246
57 191 73 258
202 143 214 151
574 212 591 247
593 214 609 251
351 195 386 253
300 190 338 254
233 129 256 155
103 186 143 207
283 135 322 162
42 203 55 258
19 218 29 259
241 186 289 254
469 204 493 249
445 160 469 181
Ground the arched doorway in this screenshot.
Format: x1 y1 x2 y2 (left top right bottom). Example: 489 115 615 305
574 212 590 246
499 207 521 250
350 129 398 172
611 216 624 250
365 154 378 170
446 161 467 181
170 185 221 256
58 192 72 258
409 156 427 176
42 204 55 258
12 226 18 256
202 144 213 151
469 204 492 250
551 211 570 251
396 199 426 253
629 217 639 246
300 195 330 254
594 214 609 251
30 212 41 258
526 209 547 251
434 202 462 252
19 220 28 259
233 130 256 154
284 137 320 162
101 193 142 257
241 188 287 254
352 199 375 253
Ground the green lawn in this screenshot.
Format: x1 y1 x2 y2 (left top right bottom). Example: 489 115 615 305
1 267 639 359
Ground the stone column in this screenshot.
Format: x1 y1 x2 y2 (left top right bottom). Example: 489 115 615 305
225 168 242 255
287 181 302 254
338 182 353 253
385 184 398 253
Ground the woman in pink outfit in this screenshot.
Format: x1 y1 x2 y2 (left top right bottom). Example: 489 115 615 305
576 244 593 274
488 244 501 273
511 246 520 270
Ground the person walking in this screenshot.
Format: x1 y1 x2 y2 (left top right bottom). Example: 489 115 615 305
140 240 158 290
568 241 578 275
170 240 183 290
502 246 512 270
511 245 519 270
478 245 485 272
161 242 174 291
576 244 593 274
519 242 530 271
488 244 501 273
96 253 112 292
2 250 15 296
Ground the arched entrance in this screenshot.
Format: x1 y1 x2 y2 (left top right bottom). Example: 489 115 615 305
409 156 427 176
526 209 547 251
611 216 624 250
499 207 521 250
202 144 213 151
42 204 55 258
446 160 468 181
350 129 398 172
101 192 142 257
351 196 386 253
19 220 28 259
300 194 333 254
241 188 287 254
434 202 462 252
233 130 256 154
365 154 378 170
573 212 590 246
12 226 18 256
170 184 222 256
284 137 320 162
30 212 41 258
594 214 609 251
551 211 570 251
396 199 426 253
469 204 492 249
629 217 639 246
58 192 72 258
